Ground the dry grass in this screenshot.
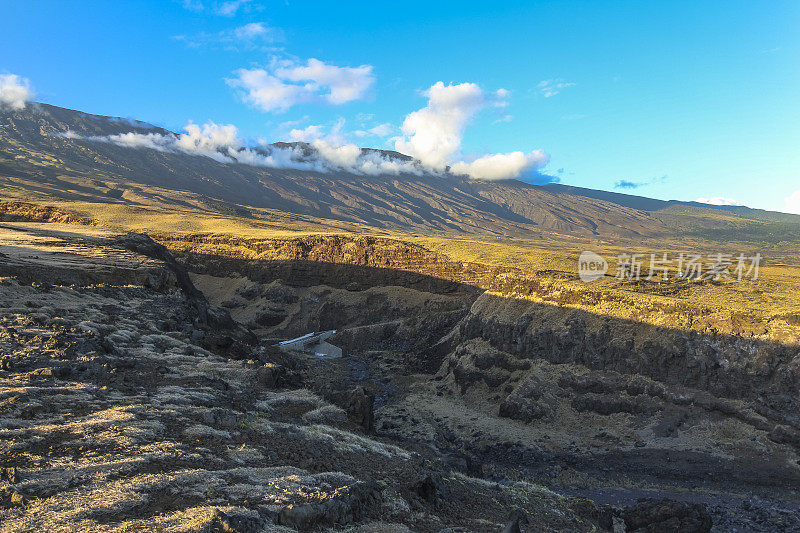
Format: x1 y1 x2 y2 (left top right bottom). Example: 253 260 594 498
3 185 799 342
413 235 800 338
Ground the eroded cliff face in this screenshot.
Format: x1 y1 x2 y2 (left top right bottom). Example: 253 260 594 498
163 233 486 294
455 292 800 428
162 234 800 414
158 233 800 429
161 233 800 343
380 296 800 531
0 222 176 289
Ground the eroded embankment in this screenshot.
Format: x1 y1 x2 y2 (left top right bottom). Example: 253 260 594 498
161 233 800 413
0 201 93 225
159 233 800 342
453 292 800 437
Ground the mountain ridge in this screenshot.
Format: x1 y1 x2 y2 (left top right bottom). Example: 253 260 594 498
2 102 799 240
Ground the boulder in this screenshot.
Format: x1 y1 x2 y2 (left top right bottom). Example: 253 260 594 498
277 481 380 530
623 498 712 533
206 509 262 533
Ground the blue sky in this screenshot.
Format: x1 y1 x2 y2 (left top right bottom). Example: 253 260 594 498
1 0 798 212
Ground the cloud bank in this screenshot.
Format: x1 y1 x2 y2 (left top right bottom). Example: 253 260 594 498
61 121 424 177
0 74 35 110
62 80 549 181
228 58 375 112
48 70 548 181
450 151 549 181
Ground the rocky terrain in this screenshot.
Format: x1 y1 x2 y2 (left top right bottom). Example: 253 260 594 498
0 220 614 532
2 216 800 531
1 213 799 532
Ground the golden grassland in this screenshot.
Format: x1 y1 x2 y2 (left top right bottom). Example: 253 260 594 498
415 234 800 335
2 181 799 341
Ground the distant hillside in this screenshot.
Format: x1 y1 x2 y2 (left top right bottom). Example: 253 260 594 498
545 183 800 224
1 102 799 241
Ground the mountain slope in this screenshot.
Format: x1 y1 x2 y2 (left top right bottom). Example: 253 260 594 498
1 102 799 240
545 183 800 224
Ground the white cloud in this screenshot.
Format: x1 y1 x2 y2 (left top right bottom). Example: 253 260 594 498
234 22 269 39
393 81 487 170
369 123 394 136
228 58 374 112
283 119 422 175
0 74 35 110
450 150 549 181
182 0 255 16
275 58 374 105
289 124 326 142
174 22 281 50
59 122 242 164
352 112 394 138
695 197 742 206
102 132 176 152
175 122 242 162
278 116 309 129
217 0 251 16
286 117 347 143
392 81 547 180
310 139 361 169
492 114 513 124
353 151 422 176
228 68 308 112
353 123 395 138
537 78 575 98
784 190 800 214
